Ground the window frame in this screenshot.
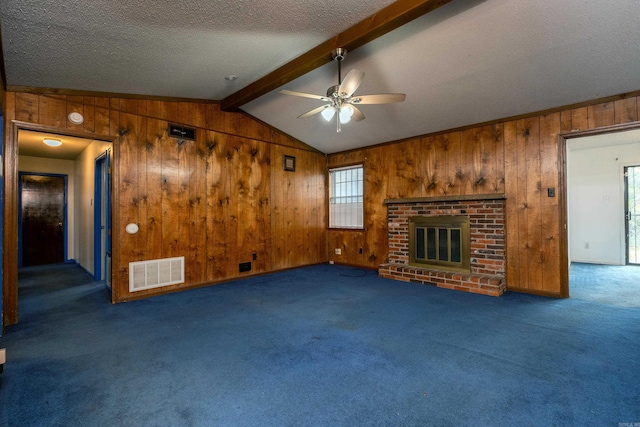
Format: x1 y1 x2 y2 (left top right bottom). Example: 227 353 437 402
328 164 364 230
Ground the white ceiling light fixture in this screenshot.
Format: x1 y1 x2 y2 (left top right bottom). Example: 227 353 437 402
43 138 62 147
321 106 335 122
280 48 406 132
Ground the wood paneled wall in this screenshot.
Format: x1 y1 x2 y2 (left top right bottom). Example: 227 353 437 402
2 92 327 321
327 96 640 296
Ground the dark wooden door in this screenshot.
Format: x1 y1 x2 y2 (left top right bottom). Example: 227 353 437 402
21 174 66 266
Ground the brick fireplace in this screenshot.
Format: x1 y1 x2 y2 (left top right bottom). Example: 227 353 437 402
379 194 507 296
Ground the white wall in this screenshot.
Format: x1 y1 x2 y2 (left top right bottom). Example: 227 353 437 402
568 140 640 265
19 156 76 260
74 141 112 275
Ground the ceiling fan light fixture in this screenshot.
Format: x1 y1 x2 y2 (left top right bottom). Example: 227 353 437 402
321 106 336 122
339 106 354 124
43 138 62 147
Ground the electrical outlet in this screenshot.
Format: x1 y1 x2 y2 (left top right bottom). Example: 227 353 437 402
335 248 342 255
584 243 589 249
252 253 257 260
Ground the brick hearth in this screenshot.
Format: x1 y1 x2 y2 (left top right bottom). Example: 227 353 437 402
379 194 507 296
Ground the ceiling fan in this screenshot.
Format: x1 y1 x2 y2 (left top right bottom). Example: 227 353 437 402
279 48 406 132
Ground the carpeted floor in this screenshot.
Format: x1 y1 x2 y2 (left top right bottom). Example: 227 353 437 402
569 262 640 307
0 262 638 426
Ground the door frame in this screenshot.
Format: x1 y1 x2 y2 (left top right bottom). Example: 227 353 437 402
2 120 115 327
0 110 3 336
18 172 69 267
623 164 640 265
93 149 111 282
559 121 640 298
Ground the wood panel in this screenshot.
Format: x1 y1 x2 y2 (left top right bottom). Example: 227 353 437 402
208 131 229 280
539 113 562 294
270 145 287 270
2 91 326 325
614 98 638 124
588 102 614 129
503 120 520 288
364 148 389 265
570 107 589 131
522 117 543 291
459 129 478 195
299 150 313 265
420 136 439 196
188 129 208 283
444 132 462 196
116 112 143 291
145 119 166 261
224 136 242 275
252 137 272 272
387 141 421 199
15 93 38 122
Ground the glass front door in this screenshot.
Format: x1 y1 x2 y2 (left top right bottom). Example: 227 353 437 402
625 165 640 265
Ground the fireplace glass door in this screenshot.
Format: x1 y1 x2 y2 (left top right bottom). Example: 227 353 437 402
409 216 470 272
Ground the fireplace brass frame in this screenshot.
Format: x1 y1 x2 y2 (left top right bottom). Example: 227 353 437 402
408 215 470 273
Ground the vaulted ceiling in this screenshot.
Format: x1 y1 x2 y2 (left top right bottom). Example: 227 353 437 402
2 0 640 154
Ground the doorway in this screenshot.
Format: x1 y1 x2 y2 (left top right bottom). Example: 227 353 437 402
2 122 115 328
624 165 640 265
564 124 640 299
19 173 68 267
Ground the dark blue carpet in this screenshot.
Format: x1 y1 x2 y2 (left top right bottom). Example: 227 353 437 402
0 263 639 426
570 262 640 307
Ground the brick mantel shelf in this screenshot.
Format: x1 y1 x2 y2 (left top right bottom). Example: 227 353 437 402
379 193 507 297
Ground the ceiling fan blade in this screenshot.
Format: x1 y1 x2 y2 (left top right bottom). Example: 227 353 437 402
350 105 365 122
297 105 330 119
280 89 329 101
350 93 406 104
338 69 365 98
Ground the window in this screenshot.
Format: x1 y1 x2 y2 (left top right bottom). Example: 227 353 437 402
329 165 363 229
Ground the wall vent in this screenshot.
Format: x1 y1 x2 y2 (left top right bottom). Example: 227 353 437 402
129 256 184 292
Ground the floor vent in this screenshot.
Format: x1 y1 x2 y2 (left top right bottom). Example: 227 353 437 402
129 256 184 292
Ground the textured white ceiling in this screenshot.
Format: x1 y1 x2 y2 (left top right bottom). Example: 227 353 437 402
243 0 640 153
2 0 640 154
0 0 395 98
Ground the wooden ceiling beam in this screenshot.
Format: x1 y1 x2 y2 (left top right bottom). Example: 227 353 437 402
220 0 453 111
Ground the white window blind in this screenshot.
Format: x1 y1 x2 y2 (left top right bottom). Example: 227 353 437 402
329 165 363 229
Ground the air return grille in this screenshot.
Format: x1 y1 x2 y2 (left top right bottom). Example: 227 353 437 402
129 256 184 292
